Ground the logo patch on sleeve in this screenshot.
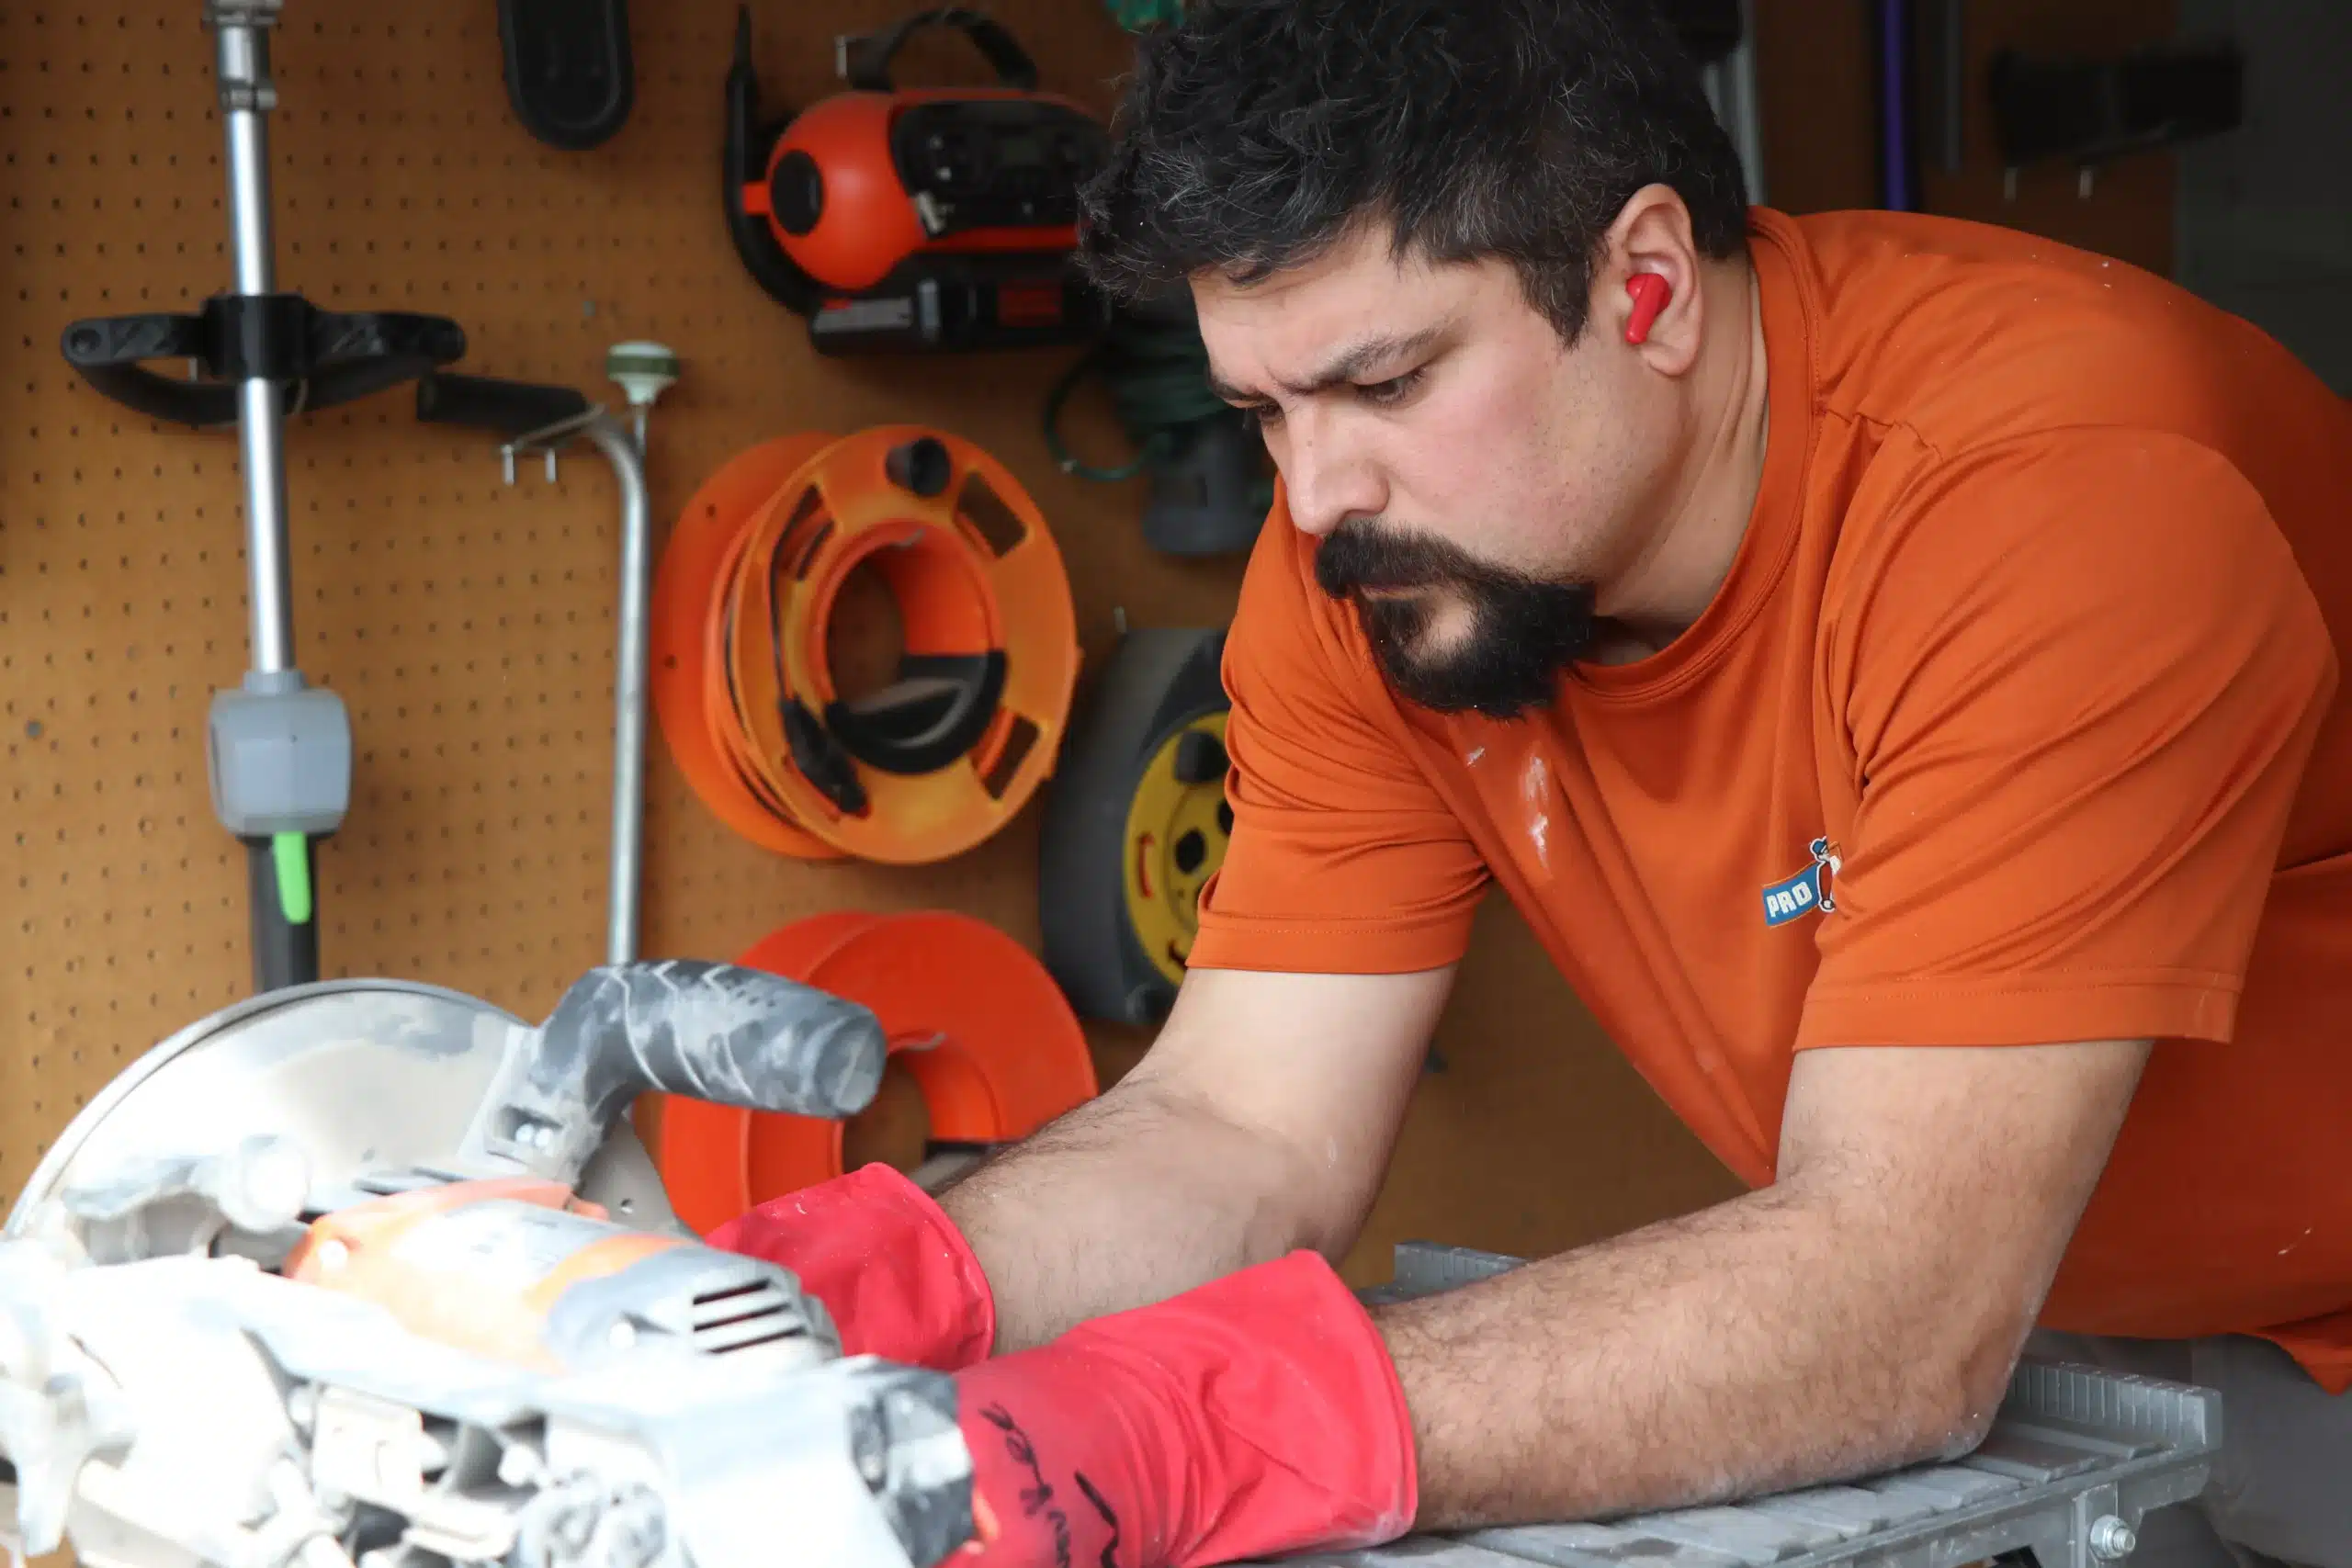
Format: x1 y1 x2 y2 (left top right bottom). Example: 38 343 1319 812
1762 837 1841 927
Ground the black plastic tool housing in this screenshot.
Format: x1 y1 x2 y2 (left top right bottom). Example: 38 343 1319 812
499 0 635 151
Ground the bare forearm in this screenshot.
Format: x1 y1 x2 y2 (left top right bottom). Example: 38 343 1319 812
935 965 1443 1352
938 1082 1327 1352
1375 1039 2145 1529
1376 1184 2019 1529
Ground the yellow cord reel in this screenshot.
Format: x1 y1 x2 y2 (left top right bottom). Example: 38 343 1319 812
1039 628 1231 1024
1120 708 1230 987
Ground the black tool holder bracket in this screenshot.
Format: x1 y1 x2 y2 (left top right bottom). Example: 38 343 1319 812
62 296 465 431
1987 39 2245 196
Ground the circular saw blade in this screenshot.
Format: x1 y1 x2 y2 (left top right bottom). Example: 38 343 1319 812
6 979 526 1235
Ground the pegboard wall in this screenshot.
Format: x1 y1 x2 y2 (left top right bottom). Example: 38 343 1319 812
0 0 1737 1272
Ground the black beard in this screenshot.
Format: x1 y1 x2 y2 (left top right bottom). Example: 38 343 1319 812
1313 520 1597 719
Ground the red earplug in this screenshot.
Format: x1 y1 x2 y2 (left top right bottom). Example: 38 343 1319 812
1623 273 1671 344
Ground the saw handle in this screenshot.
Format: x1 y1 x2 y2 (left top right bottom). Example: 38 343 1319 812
507 961 888 1179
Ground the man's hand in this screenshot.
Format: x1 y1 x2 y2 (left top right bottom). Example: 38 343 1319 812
708 961 1450 1372
944 1250 1418 1568
1377 1036 2154 1527
707 1162 996 1371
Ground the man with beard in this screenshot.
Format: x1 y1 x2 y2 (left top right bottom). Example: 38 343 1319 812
714 4 2352 1566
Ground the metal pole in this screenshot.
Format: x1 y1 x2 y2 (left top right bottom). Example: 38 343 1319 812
584 417 651 966
1698 0 1769 210
1726 0 1768 208
1877 0 1919 212
212 5 296 676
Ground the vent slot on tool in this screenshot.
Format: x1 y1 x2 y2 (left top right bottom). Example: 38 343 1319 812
688 1276 805 1357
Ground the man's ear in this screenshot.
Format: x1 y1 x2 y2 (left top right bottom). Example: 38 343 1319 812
1601 184 1705 376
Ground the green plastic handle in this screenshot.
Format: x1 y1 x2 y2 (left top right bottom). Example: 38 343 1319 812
273 831 313 925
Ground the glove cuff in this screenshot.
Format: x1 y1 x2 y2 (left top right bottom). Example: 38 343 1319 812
960 1249 1419 1568
706 1161 996 1370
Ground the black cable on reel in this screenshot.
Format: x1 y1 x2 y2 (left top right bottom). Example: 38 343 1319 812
1041 296 1272 558
1043 310 1229 482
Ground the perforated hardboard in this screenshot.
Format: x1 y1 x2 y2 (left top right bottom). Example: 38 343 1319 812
0 0 1254 1197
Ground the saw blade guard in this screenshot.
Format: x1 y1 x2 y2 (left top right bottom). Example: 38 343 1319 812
6 977 536 1248
7 959 889 1256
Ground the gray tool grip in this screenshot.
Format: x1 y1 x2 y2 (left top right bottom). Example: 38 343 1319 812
544 959 887 1119
486 961 888 1184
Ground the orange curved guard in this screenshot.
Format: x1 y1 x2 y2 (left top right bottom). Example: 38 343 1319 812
648 910 1099 1236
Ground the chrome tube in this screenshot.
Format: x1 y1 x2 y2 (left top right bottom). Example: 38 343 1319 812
584 417 651 965
213 8 295 675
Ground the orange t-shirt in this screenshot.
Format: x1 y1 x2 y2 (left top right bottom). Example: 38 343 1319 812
1189 207 2352 1392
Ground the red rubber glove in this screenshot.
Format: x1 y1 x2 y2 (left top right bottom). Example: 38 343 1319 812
704 1162 995 1371
948 1249 1418 1568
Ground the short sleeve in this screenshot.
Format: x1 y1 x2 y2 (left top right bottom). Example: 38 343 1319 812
1187 506 1490 975
1798 430 2337 1049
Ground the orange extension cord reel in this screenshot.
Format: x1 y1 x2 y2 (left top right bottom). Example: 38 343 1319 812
646 909 1100 1235
650 425 1080 864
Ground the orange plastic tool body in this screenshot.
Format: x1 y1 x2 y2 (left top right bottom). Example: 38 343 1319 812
743 89 1090 294
283 1178 681 1372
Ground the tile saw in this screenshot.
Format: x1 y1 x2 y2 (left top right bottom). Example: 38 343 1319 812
0 962 970 1568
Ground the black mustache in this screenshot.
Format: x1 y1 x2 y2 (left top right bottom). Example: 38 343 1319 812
1314 521 1492 597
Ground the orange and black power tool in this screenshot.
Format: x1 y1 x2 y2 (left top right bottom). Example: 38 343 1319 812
724 6 1114 355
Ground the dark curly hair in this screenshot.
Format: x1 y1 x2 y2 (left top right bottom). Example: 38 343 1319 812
1077 0 1751 343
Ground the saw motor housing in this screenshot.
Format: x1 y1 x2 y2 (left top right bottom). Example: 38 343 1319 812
282 1178 824 1377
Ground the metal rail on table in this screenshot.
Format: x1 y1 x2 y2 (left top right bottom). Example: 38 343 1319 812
1298 1244 2220 1568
